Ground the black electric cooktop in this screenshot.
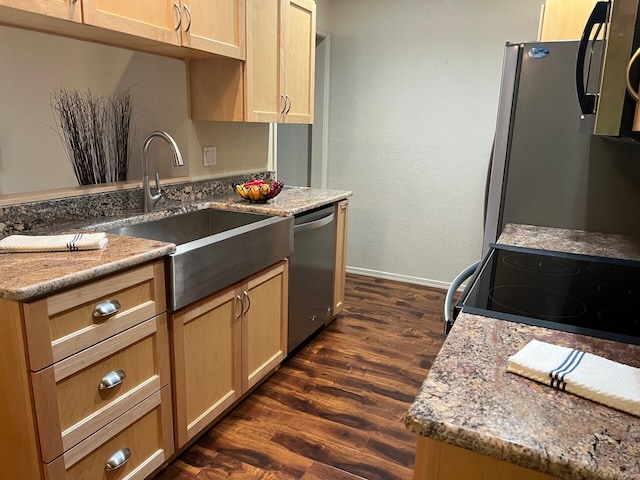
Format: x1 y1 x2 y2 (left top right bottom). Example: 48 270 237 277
456 244 640 345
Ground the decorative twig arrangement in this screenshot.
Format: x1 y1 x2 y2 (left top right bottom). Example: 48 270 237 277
51 88 134 185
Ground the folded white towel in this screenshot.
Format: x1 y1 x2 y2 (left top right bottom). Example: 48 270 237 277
0 233 108 253
508 339 640 417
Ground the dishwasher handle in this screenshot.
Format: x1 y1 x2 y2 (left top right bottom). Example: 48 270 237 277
294 212 335 233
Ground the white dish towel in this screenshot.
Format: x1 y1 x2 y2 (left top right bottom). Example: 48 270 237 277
508 339 640 417
0 233 108 253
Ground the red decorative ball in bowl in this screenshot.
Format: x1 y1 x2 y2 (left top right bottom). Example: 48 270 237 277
234 179 283 203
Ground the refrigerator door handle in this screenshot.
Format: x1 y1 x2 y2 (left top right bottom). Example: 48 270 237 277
625 47 640 101
576 1 609 115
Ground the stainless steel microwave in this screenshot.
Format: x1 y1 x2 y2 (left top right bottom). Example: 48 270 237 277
577 0 640 140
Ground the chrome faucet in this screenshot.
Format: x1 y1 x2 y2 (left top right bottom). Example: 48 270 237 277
142 131 185 213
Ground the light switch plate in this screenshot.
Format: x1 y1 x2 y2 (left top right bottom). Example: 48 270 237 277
203 146 217 166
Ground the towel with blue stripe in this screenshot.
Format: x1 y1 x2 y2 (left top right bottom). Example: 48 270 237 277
508 339 640 417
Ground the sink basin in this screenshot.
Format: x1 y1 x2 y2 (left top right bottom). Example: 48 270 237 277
108 209 293 310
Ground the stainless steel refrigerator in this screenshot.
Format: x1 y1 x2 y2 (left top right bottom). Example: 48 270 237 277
483 40 640 254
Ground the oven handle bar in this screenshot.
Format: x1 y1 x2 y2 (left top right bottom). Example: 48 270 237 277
444 260 481 333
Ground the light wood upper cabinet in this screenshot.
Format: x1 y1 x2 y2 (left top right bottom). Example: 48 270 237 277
82 0 182 46
538 0 599 41
282 0 316 123
0 0 81 21
84 0 246 58
172 260 288 448
181 0 245 59
244 0 282 121
333 200 349 316
245 0 316 123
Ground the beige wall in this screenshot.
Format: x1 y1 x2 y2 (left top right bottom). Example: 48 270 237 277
0 26 269 196
321 0 545 287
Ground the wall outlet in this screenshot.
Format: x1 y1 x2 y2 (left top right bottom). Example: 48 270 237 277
203 146 217 166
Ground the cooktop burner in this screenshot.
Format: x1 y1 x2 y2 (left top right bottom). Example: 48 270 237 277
457 244 640 345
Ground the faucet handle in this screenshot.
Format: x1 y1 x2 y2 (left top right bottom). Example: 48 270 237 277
154 172 161 194
150 172 162 209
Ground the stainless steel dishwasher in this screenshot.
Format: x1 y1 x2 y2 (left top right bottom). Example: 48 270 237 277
288 204 336 353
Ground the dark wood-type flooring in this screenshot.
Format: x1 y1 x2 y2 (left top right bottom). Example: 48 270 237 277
155 274 447 480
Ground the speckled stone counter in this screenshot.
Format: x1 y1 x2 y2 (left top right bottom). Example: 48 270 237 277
0 180 351 301
0 235 174 301
406 223 640 480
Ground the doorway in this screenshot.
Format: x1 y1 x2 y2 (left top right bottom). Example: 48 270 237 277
275 31 329 188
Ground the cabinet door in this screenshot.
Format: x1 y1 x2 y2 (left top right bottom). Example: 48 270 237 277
181 0 245 59
242 261 288 392
333 200 349 316
282 0 315 123
244 0 283 122
171 285 242 448
538 0 598 41
82 0 181 45
0 0 81 21
45 389 173 480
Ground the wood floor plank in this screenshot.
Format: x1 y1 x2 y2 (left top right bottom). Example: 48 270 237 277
301 462 367 480
154 274 447 480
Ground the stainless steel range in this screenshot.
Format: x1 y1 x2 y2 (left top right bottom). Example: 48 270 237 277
454 244 640 345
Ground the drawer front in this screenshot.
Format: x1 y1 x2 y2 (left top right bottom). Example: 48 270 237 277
32 314 170 463
44 388 174 480
24 261 166 371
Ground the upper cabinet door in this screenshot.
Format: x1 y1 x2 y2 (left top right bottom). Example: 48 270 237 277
538 0 599 41
180 0 245 59
244 0 315 123
82 0 181 45
0 0 81 21
244 0 283 122
282 0 315 123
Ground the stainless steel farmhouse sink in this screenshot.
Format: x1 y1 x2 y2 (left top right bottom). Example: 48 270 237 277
108 209 293 310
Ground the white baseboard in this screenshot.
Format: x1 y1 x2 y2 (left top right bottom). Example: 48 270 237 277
346 266 451 290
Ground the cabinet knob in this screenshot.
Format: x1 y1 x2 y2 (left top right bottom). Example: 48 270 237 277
105 448 131 471
98 369 126 390
92 299 122 319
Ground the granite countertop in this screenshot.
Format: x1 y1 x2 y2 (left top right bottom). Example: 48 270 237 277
74 186 352 233
0 186 352 301
406 223 640 480
0 235 175 301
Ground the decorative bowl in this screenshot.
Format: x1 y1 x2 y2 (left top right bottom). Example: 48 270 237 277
235 180 283 203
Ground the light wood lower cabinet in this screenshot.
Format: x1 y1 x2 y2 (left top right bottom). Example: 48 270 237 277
414 436 558 480
45 388 173 480
171 260 288 448
333 199 349 315
0 260 173 480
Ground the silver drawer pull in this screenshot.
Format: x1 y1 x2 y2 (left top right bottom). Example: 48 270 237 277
98 369 126 390
92 299 122 319
105 447 131 471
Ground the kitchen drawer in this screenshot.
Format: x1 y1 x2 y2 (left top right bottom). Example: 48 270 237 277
44 387 174 480
23 261 166 371
32 314 170 463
